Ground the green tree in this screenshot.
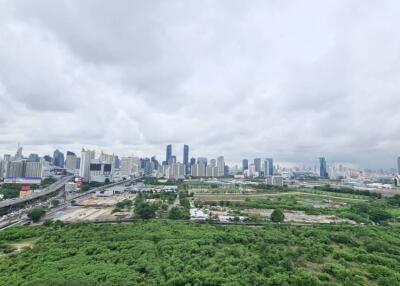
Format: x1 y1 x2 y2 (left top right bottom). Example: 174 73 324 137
27 208 46 222
135 202 156 219
168 207 190 220
271 209 285 223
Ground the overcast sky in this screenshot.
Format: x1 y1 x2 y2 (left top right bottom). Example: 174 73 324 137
0 1 399 168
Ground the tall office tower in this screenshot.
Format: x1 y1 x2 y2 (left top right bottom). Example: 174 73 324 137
53 149 65 168
76 157 81 169
183 145 189 174
170 155 177 164
14 146 23 160
209 159 217 167
319 157 329 179
79 148 95 181
114 156 120 169
197 157 207 166
166 144 172 165
242 159 249 171
28 153 40 162
65 151 78 170
254 158 261 172
397 157 400 174
151 156 159 170
190 157 196 166
217 156 225 177
262 158 274 176
142 158 154 176
3 154 11 161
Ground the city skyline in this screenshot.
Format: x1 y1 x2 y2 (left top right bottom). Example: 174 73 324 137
1 1 400 168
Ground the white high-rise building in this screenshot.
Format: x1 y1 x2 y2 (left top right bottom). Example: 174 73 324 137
25 161 42 177
170 162 184 179
65 152 78 170
120 157 140 177
79 148 95 181
209 159 216 167
217 156 225 177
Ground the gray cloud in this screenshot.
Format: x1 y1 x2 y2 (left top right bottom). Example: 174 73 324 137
0 0 399 168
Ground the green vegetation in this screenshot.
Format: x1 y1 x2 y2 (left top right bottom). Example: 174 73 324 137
112 199 133 213
0 222 400 285
271 209 285 223
27 208 46 222
168 206 190 220
134 194 158 219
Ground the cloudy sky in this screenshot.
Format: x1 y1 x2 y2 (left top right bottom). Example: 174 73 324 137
0 0 399 168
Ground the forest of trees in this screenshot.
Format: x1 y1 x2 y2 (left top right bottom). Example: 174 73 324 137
0 221 399 285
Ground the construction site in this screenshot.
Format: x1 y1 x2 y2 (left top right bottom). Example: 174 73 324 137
52 193 135 222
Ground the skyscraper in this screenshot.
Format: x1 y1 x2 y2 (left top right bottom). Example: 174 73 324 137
183 145 189 174
254 158 261 172
53 149 65 168
217 156 225 177
65 151 78 170
319 157 329 179
79 148 95 181
242 159 248 171
262 158 274 176
166 144 172 165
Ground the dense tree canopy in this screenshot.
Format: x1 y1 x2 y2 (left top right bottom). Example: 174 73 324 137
0 222 399 285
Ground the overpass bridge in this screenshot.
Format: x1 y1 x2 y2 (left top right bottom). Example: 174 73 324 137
0 176 73 215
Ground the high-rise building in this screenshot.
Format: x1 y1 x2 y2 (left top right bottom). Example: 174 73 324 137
319 157 329 179
262 158 274 176
53 149 65 168
170 162 184 179
217 156 225 177
397 157 400 175
183 145 189 174
166 144 172 165
151 156 159 170
114 156 120 169
65 151 78 170
209 159 217 167
28 153 40 162
120 157 140 177
43 155 52 163
25 161 42 177
254 158 261 172
79 149 95 181
197 157 207 166
242 159 248 171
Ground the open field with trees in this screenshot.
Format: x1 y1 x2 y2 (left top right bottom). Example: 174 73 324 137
0 221 400 285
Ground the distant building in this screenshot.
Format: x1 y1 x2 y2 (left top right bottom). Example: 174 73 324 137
242 159 248 171
114 156 120 169
169 162 184 179
28 153 40 162
65 151 78 170
166 144 172 165
53 149 65 168
217 156 225 177
89 161 113 183
183 145 189 175
197 157 207 166
262 158 274 176
3 154 11 161
120 157 140 177
14 146 23 160
319 157 329 179
254 158 261 172
43 155 52 163
79 149 95 181
209 159 216 167
25 161 42 177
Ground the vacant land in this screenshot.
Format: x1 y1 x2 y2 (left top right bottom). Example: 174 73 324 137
0 221 400 285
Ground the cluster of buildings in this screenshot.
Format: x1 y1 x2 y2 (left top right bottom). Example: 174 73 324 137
157 145 226 179
241 158 274 178
0 147 47 184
